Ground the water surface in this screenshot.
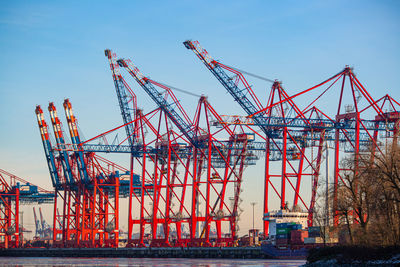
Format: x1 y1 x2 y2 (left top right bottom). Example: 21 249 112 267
0 257 306 266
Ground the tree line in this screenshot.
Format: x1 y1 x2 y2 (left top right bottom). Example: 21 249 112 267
334 141 400 246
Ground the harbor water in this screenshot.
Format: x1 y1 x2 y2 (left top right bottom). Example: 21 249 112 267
0 257 306 266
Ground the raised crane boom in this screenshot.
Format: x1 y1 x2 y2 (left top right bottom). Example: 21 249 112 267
48 103 75 186
117 58 197 146
33 207 40 237
183 40 273 136
105 49 136 148
63 99 89 184
39 207 46 231
35 105 61 188
184 43 393 135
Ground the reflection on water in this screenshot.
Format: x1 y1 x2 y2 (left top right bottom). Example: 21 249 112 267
0 257 305 267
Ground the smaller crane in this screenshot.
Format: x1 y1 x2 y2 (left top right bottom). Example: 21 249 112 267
33 207 41 238
39 208 52 239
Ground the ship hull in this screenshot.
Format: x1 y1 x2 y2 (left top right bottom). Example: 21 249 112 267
260 243 308 259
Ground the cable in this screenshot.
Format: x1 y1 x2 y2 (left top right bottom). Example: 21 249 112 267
222 63 275 83
152 80 202 98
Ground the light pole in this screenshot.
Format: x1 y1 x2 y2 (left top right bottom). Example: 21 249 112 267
250 202 257 230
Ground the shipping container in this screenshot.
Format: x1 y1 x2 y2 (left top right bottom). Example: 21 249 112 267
276 228 291 234
304 237 324 244
276 223 287 229
308 231 321 238
293 224 302 230
304 237 316 244
290 230 308 239
276 234 290 239
308 226 321 232
286 222 296 228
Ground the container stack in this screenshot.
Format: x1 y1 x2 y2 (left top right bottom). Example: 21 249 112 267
275 223 290 247
275 222 304 247
304 237 324 244
307 226 321 238
304 226 323 244
290 229 308 245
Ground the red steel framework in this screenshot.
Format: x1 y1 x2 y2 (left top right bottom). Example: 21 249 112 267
184 40 332 234
33 42 400 248
114 53 257 247
124 99 252 247
0 172 19 248
261 67 400 226
36 101 122 247
184 40 400 235
0 169 54 248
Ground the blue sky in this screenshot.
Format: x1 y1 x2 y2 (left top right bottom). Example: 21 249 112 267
1 0 399 234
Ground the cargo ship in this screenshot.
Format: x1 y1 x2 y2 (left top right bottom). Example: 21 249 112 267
260 209 337 259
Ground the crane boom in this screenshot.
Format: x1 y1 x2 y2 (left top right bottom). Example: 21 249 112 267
105 49 136 148
39 207 45 231
35 105 61 188
48 103 75 185
63 99 89 184
184 40 273 136
33 207 40 236
117 58 197 146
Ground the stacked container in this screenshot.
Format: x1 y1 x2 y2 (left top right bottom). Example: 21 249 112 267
304 226 323 244
308 226 321 238
290 229 308 245
304 237 324 244
275 223 290 246
275 222 304 246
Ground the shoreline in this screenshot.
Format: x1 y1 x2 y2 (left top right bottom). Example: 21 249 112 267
305 246 400 266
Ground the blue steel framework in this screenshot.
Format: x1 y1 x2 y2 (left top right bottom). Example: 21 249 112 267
0 168 53 248
184 40 400 234
34 42 400 248
36 101 138 247
117 55 260 246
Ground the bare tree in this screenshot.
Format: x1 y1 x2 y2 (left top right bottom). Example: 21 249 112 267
367 143 400 245
334 142 400 246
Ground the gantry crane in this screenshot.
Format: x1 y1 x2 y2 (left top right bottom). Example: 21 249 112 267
117 54 258 246
33 207 52 240
184 40 325 233
105 49 137 148
36 100 135 247
33 207 40 238
184 40 399 233
33 43 400 249
0 169 53 248
0 171 19 248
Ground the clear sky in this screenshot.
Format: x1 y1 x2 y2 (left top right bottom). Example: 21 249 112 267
1 0 399 236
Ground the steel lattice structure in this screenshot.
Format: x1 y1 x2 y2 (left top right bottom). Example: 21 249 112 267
34 42 400 248
114 53 259 246
0 172 19 248
0 169 53 248
35 101 134 247
184 40 400 234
